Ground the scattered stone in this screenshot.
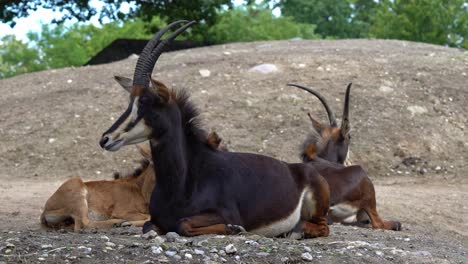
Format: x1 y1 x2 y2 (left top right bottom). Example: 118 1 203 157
5 242 15 248
218 249 226 256
248 63 278 74
142 230 158 240
4 249 12 254
48 138 56 143
407 105 428 116
67 79 73 84
379 85 394 93
104 241 116 247
413 251 432 257
194 249 205 255
302 252 313 261
185 253 193 260
38 257 45 261
100 235 110 241
256 252 270 256
151 246 163 255
199 69 211 77
245 240 259 246
304 246 312 252
281 257 289 262
158 256 170 263
235 256 240 261
376 251 384 256
165 232 180 242
225 244 237 254
165 250 178 257
150 236 165 245
209 248 218 253
41 244 53 249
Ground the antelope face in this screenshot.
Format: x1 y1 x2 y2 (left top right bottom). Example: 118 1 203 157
100 78 176 151
98 20 195 152
99 92 152 151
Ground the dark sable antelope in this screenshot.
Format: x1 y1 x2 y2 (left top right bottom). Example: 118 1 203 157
98 20 330 239
288 83 401 231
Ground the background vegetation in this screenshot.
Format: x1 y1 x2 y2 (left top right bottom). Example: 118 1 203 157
0 0 466 78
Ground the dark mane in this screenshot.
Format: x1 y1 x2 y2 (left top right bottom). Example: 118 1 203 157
171 88 208 144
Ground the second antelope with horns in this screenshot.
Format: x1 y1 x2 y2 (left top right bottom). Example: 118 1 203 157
99 20 330 238
289 83 401 231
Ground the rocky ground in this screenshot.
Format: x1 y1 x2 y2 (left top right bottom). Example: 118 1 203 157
1 224 466 264
0 39 467 263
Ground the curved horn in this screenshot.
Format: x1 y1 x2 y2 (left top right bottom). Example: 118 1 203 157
341 83 352 137
287 83 337 127
133 20 195 87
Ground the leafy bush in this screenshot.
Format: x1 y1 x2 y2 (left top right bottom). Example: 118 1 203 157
207 5 317 44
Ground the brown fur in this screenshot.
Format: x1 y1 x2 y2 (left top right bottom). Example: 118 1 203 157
40 145 155 231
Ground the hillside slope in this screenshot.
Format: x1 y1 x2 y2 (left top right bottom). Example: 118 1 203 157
0 40 466 263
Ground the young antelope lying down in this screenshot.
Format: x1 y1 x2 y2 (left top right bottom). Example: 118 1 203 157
41 132 224 231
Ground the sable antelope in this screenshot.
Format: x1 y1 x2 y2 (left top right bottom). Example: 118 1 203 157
288 83 401 231
99 20 330 239
40 145 154 231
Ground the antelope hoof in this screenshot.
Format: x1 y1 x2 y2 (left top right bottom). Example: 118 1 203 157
120 221 132 227
142 221 159 234
392 221 402 231
227 224 246 234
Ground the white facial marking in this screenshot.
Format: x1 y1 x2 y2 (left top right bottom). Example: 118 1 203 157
251 189 306 237
102 97 151 151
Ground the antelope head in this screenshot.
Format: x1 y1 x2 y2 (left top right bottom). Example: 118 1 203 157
99 20 196 151
288 83 352 164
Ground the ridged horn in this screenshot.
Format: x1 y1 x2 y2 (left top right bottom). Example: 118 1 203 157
287 83 337 127
133 20 196 87
340 83 352 137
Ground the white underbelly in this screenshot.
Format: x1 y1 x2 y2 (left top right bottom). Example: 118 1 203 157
250 190 306 237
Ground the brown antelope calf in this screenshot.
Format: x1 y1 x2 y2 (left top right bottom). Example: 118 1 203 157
289 83 401 231
99 21 331 239
40 145 154 231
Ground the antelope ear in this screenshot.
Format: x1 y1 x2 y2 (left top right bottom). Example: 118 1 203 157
307 113 324 134
340 121 351 141
114 76 133 93
150 78 170 103
207 131 223 149
136 143 152 161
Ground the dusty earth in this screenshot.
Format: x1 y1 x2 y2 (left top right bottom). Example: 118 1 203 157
0 39 467 263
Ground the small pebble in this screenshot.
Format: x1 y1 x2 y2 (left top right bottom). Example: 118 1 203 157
225 244 237 254
304 246 312 252
142 230 158 240
100 235 110 241
104 242 115 247
165 250 177 257
165 232 180 242
184 253 193 260
151 246 163 254
41 244 53 249
302 252 313 261
194 249 205 255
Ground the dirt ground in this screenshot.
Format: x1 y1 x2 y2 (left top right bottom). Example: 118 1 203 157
0 39 467 263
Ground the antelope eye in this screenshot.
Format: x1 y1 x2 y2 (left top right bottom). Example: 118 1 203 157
139 96 151 105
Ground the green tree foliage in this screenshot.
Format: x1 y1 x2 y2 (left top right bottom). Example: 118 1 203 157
370 0 468 49
0 35 45 78
27 19 159 68
277 0 368 38
208 4 317 44
0 0 232 42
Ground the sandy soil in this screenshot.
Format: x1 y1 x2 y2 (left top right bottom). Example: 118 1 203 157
0 39 467 263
